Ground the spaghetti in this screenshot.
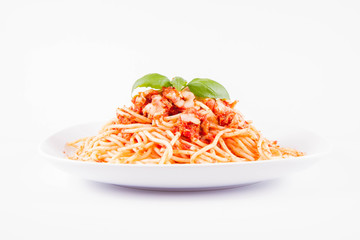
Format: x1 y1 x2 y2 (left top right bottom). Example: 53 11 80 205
67 87 304 164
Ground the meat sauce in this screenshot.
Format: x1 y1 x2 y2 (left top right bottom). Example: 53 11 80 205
120 87 245 139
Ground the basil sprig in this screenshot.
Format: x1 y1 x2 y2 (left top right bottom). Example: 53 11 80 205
132 73 230 100
131 73 171 93
187 78 230 100
171 77 187 91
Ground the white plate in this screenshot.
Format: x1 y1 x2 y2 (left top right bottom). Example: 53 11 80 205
39 122 330 190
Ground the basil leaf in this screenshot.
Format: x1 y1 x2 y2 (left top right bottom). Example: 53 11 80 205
132 73 171 93
187 78 230 99
171 77 187 91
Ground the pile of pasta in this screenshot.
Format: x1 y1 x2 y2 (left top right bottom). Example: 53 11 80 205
67 90 303 164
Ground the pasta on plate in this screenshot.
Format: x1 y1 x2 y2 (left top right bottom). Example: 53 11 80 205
67 77 303 164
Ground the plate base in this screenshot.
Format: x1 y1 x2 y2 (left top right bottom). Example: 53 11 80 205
108 182 260 192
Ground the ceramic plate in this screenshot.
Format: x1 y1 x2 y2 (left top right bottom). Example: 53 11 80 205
39 122 329 190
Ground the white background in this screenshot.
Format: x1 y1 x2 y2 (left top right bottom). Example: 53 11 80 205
1 0 359 239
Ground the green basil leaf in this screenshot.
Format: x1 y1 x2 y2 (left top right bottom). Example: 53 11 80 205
171 77 187 91
187 78 230 99
132 73 171 93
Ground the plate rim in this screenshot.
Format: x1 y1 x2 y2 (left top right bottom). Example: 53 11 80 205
39 121 331 168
